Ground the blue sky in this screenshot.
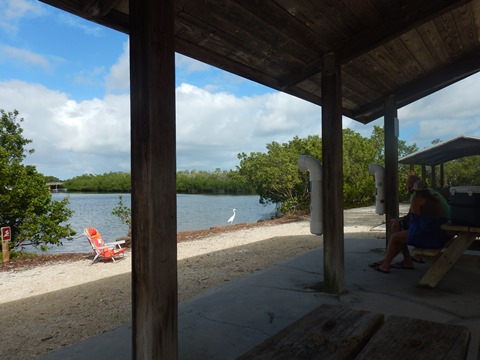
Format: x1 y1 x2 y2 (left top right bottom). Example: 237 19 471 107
1 0 479 180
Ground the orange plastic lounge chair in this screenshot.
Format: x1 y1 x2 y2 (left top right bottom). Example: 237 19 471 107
84 227 126 263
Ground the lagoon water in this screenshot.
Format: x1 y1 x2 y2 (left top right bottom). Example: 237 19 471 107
44 193 277 254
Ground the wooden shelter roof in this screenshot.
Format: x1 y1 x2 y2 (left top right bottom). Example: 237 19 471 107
39 0 480 124
398 135 480 166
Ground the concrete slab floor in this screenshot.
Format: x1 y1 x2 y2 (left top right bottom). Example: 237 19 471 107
40 234 480 360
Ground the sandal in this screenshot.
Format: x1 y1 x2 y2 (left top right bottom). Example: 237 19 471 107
373 265 390 274
368 261 383 268
390 261 414 270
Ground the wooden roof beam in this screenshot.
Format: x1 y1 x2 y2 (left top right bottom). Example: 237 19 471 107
82 0 123 18
175 39 283 91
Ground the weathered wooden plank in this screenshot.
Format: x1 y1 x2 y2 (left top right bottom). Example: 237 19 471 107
411 248 442 258
175 0 317 67
342 61 389 98
452 3 478 54
362 52 402 88
174 17 306 86
416 21 451 67
348 54 396 94
341 69 383 104
130 0 178 358
237 305 384 360
398 30 436 74
435 11 465 60
369 45 412 86
442 223 471 232
356 315 471 360
385 36 424 77
338 0 472 63
472 0 480 42
293 0 352 40
236 0 330 51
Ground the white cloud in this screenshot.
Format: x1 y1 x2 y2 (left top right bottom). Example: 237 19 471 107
74 66 106 87
0 0 43 33
0 80 130 179
396 73 480 147
253 92 320 136
105 41 130 93
0 45 53 70
175 84 321 169
2 0 42 18
57 12 103 37
175 54 211 74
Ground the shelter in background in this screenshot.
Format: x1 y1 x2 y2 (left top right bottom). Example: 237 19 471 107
46 182 64 192
399 135 480 188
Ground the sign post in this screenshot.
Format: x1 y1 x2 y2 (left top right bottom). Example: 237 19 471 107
1 226 11 263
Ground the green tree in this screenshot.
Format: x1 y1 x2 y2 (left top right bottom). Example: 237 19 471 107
63 172 131 192
0 109 75 251
369 125 418 201
236 128 419 213
112 195 131 238
237 135 321 213
444 156 480 186
44 175 62 182
343 129 378 208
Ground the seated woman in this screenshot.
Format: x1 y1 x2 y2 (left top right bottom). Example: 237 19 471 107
370 180 448 273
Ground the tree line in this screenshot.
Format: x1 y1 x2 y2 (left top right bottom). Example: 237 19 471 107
62 169 254 193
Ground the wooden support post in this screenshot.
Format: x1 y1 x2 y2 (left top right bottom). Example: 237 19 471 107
130 0 178 359
440 164 445 188
384 96 399 246
321 52 344 294
1 241 9 263
1 226 11 263
431 165 436 187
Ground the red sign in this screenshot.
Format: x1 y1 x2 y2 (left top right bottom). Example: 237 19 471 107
1 227 11 241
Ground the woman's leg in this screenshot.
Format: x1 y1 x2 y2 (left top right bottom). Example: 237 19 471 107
378 230 409 271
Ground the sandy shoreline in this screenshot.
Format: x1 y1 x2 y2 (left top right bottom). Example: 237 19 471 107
0 206 387 359
0 220 318 304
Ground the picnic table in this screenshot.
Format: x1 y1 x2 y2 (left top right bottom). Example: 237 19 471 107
414 223 480 288
237 304 470 359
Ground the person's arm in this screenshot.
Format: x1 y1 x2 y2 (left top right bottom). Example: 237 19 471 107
410 194 425 215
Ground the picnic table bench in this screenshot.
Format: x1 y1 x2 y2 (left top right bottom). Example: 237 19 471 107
237 304 470 359
412 223 480 288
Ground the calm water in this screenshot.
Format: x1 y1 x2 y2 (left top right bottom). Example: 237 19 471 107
42 193 277 254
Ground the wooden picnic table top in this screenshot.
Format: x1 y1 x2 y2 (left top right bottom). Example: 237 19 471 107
237 304 470 360
441 223 480 234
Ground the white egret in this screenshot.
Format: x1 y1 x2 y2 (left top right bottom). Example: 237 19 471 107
227 208 236 224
